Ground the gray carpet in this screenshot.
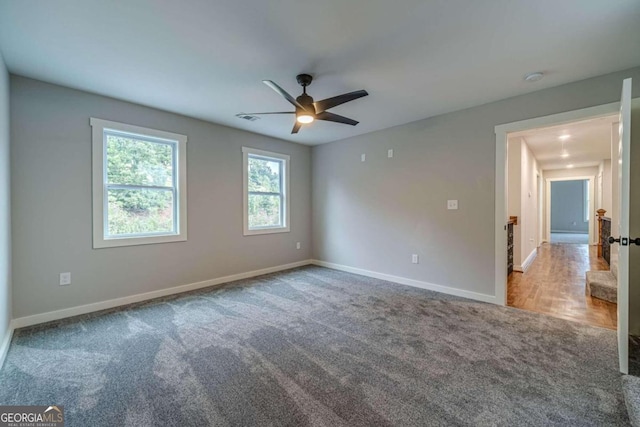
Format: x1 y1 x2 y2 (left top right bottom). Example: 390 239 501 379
0 266 629 426
623 376 640 427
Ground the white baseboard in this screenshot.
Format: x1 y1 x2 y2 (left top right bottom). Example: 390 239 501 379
521 249 537 272
311 259 496 304
0 322 14 370
12 260 313 329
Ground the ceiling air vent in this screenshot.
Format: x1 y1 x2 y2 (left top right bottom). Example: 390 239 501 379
235 113 260 122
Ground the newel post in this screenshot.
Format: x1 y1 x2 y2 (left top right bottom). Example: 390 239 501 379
597 209 606 258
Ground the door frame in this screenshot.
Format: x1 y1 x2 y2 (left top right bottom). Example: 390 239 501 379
494 102 619 305
537 172 544 245
545 176 596 245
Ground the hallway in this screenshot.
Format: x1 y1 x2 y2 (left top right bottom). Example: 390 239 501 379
507 243 616 329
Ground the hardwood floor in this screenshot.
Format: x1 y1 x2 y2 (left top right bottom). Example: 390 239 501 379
507 243 617 330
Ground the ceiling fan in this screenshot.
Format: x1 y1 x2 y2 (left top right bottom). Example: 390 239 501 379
240 74 368 134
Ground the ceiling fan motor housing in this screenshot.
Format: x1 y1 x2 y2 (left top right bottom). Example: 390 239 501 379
296 93 315 113
296 73 313 87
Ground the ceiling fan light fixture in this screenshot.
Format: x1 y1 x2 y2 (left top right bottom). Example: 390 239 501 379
296 114 314 124
258 75 368 134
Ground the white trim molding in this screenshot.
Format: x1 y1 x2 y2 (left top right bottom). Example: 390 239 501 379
312 260 496 304
0 322 14 370
514 248 538 273
494 102 619 306
12 260 312 329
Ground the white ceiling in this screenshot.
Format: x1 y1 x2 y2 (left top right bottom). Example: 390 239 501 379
510 115 618 170
1 0 639 145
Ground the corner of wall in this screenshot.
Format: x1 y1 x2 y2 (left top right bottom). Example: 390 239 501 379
0 50 13 368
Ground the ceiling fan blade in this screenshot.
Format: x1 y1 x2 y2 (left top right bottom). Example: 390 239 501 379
241 112 295 115
263 80 308 111
292 121 302 134
316 111 359 126
313 90 368 113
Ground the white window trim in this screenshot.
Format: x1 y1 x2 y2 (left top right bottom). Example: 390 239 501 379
91 118 188 248
242 147 290 236
584 179 590 222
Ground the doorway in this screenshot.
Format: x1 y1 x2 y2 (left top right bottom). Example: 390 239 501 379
548 178 592 245
496 105 619 329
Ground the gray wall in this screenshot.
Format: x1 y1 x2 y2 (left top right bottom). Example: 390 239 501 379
10 76 312 318
312 66 640 298
0 53 11 345
550 180 588 233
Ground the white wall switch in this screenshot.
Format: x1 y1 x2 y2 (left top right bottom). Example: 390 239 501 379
388 149 393 158
361 154 366 162
296 242 301 250
447 200 459 210
59 272 71 286
412 254 419 264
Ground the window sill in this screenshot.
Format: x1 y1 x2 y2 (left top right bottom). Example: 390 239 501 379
93 233 187 249
243 227 290 236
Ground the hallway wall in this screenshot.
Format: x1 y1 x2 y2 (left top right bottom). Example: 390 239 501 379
508 137 541 270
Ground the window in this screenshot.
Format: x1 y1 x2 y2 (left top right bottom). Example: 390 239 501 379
242 147 290 235
91 118 187 248
584 179 590 222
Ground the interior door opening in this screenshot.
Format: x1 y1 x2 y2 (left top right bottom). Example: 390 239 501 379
496 80 637 374
503 115 616 330
496 105 618 329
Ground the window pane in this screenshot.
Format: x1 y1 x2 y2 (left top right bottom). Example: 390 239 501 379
248 156 281 193
248 194 281 228
106 133 174 186
107 188 174 236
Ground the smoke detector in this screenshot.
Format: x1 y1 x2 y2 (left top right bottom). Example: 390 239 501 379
524 72 544 82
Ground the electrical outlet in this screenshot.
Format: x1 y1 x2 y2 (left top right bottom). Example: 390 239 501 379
361 153 366 162
411 254 419 264
388 149 393 158
296 242 301 250
447 200 459 210
59 272 71 286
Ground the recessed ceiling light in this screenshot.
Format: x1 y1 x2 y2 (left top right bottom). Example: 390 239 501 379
524 72 544 82
567 164 574 168
559 135 571 141
561 152 570 158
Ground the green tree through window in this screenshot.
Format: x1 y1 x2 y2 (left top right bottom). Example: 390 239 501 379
242 147 289 236
106 133 175 236
248 156 283 228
